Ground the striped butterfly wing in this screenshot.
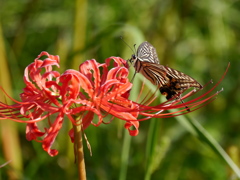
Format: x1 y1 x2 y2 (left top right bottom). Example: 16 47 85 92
137 42 160 64
138 61 202 99
131 41 202 100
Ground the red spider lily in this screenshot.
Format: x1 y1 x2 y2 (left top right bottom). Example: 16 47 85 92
0 52 139 156
0 51 229 156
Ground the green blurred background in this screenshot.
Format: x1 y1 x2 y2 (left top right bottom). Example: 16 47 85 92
0 0 240 179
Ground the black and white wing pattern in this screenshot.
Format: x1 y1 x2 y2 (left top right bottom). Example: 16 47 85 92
136 42 160 64
130 41 202 100
140 62 202 88
139 61 202 99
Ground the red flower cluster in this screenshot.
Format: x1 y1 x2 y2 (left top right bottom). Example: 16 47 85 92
0 52 139 156
0 52 228 156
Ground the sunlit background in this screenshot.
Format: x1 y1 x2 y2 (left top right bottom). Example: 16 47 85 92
0 0 240 179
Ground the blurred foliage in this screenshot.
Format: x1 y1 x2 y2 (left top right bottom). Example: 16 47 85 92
0 0 240 179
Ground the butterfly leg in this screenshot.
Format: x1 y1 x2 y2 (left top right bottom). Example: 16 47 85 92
130 70 137 83
179 95 190 112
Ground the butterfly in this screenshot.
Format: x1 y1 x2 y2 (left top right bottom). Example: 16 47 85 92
129 41 203 101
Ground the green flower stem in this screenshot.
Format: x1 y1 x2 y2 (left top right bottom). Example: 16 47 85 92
119 129 132 180
73 116 86 180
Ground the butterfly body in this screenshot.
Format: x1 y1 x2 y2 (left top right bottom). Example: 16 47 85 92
130 41 202 100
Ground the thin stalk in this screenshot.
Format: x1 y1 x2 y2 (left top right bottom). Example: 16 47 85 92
175 112 240 178
144 118 160 180
189 118 240 178
119 129 132 180
0 23 23 179
73 116 86 180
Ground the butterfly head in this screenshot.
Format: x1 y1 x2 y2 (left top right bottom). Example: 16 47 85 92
129 54 137 65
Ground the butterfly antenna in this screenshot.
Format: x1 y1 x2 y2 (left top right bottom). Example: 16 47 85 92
120 36 135 54
120 36 138 83
133 44 137 53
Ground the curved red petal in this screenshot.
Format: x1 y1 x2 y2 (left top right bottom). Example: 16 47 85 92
42 112 64 156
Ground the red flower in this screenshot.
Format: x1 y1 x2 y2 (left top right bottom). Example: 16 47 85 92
0 52 139 156
0 52 228 156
